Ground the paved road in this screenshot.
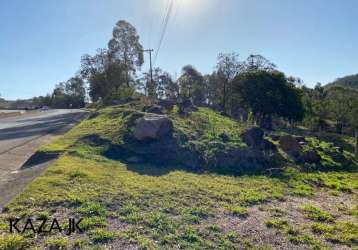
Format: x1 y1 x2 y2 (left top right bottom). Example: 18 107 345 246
0 109 86 209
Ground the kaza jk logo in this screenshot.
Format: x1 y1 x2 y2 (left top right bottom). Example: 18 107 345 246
9 217 83 235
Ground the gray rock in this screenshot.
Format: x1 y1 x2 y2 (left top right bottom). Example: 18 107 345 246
262 139 277 152
240 127 264 148
178 99 198 114
270 134 280 141
219 132 230 142
145 105 164 114
133 114 173 141
279 135 302 158
158 99 175 111
126 156 142 163
302 151 321 164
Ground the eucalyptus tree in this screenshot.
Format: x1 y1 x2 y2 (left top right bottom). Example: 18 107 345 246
108 20 144 87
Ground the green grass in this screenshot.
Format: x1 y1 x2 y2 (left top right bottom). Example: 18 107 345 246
46 237 68 250
301 205 335 222
230 206 249 218
0 235 29 250
89 229 118 243
0 104 357 249
169 107 246 144
311 221 358 245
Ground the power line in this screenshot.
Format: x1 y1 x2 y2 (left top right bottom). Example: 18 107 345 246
154 0 175 66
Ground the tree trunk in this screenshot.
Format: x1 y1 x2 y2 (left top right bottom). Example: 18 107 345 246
336 121 343 134
355 129 358 159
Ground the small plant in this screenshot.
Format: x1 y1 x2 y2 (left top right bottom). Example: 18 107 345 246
80 216 108 231
0 235 29 250
231 206 249 218
46 237 68 250
89 229 117 243
311 222 333 234
181 227 201 244
78 202 107 217
265 219 288 230
301 204 334 222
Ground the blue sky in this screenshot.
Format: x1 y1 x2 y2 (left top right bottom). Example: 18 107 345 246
1 0 358 100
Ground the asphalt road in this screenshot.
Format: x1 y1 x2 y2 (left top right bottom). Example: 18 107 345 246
0 109 86 209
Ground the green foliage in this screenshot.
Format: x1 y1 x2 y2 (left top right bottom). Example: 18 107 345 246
233 70 304 125
326 73 358 90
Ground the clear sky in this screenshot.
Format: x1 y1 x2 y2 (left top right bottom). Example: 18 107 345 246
1 0 358 100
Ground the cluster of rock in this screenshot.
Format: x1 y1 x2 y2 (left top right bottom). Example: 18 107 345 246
276 135 321 164
240 128 325 166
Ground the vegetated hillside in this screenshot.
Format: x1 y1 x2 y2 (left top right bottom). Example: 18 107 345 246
0 103 357 249
326 73 358 90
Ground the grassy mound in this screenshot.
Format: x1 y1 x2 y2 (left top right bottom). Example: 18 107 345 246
0 104 357 249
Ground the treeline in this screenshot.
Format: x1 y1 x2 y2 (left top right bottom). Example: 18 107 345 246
30 77 86 109
76 20 305 130
302 83 358 135
33 20 358 142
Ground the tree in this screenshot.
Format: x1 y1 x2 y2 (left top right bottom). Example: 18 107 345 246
178 65 206 105
349 103 358 158
108 20 144 87
65 76 86 108
233 70 304 129
50 77 86 108
326 86 357 134
140 68 176 100
216 53 243 114
244 54 276 72
80 49 129 103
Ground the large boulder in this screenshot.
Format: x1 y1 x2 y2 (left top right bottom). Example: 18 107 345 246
158 99 175 111
279 135 302 158
301 150 321 164
133 114 173 141
240 127 265 149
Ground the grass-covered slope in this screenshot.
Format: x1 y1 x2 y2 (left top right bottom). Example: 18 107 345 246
0 104 357 249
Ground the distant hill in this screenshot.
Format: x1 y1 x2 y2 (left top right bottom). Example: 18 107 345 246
326 73 358 90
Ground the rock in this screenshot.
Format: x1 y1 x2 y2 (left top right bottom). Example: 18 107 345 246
270 134 280 141
262 139 277 152
240 127 264 149
133 114 173 141
126 156 142 163
295 136 306 143
178 99 198 114
144 105 164 114
219 132 230 142
279 135 302 158
302 151 321 164
158 99 175 111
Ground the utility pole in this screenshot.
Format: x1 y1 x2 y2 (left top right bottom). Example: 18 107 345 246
143 49 154 97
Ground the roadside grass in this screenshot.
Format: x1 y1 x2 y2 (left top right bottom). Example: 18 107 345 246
0 105 357 249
